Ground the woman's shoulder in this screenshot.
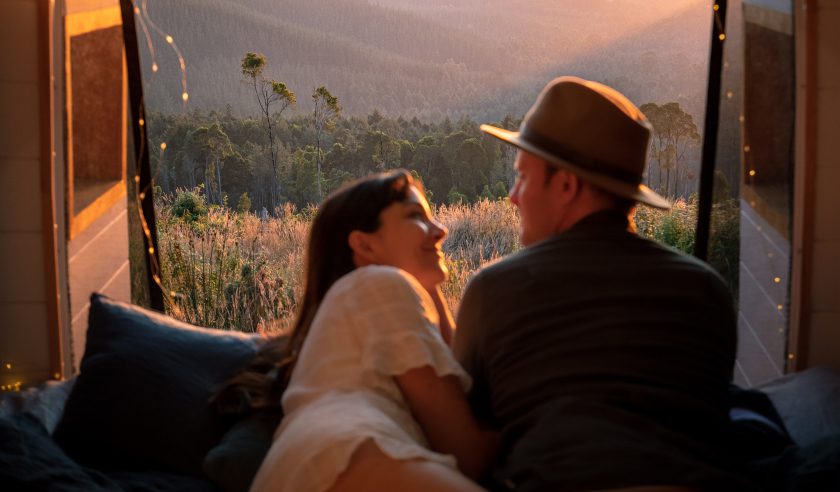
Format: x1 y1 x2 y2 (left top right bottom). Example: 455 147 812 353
337 265 422 291
329 266 430 308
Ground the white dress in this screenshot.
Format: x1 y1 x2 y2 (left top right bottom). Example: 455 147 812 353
250 265 472 492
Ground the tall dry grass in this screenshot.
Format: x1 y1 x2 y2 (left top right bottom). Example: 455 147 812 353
157 194 737 334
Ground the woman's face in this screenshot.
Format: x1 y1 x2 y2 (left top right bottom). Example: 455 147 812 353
354 185 448 291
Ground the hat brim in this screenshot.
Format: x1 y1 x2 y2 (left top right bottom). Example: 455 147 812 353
480 124 671 210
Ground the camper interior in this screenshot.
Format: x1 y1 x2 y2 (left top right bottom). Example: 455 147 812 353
0 0 838 490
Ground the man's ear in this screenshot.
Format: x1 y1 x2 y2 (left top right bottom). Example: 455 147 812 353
348 230 377 266
551 169 580 205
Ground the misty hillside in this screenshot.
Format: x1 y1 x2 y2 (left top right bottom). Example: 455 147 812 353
139 0 712 121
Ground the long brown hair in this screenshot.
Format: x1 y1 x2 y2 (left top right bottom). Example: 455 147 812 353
215 169 417 415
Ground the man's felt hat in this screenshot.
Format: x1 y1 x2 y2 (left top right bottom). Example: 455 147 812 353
480 76 671 209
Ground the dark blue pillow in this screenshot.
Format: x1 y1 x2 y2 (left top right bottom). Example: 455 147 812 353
54 293 262 476
0 412 120 491
203 413 275 492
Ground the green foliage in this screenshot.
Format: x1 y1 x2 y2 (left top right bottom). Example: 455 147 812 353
635 196 740 298
271 81 296 106
313 86 341 114
707 199 741 296
447 187 468 205
236 192 252 213
491 181 508 200
172 189 207 222
241 52 266 78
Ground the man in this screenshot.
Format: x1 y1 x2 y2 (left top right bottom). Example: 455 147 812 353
454 77 751 491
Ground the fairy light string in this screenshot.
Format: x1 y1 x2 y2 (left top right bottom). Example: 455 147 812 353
138 0 188 106
130 0 189 308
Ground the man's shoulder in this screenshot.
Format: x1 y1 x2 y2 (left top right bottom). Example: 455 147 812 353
468 246 538 288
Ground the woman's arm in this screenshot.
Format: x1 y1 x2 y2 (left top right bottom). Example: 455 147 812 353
395 365 499 480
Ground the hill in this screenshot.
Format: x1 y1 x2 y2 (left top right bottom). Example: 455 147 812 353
139 0 711 120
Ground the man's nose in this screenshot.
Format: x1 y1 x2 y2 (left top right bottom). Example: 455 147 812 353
509 182 520 206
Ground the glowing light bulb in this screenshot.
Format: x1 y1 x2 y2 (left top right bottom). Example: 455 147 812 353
726 91 733 99
134 175 141 183
787 353 795 360
4 364 10 369
182 92 189 102
166 35 174 44
139 118 145 126
719 33 726 41
152 63 159 73
134 7 140 14
739 115 745 123
139 192 146 200
744 145 751 152
774 277 781 284
777 304 783 311
160 142 167 151
749 170 756 177
148 247 155 255
713 4 720 11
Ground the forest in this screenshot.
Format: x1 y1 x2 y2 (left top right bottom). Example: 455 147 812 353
146 52 708 213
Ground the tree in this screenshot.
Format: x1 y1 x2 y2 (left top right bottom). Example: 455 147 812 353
454 138 490 199
312 86 341 200
236 192 252 214
184 124 235 206
639 102 700 198
362 130 400 170
241 52 296 209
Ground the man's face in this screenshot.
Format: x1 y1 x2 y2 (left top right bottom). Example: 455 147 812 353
509 150 560 246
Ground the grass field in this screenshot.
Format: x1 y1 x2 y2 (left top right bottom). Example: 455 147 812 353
157 192 738 333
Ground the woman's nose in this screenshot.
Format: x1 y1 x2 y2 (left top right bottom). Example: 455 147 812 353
430 220 447 240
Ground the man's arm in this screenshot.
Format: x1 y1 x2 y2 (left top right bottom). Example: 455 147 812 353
453 274 495 424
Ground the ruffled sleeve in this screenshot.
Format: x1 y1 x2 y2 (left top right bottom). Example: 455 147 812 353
348 266 471 392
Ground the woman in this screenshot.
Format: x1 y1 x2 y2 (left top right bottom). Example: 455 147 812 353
221 170 497 492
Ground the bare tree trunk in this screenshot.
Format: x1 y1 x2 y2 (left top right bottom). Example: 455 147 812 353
215 158 223 206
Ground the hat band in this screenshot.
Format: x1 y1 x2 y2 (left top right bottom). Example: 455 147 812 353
520 127 642 186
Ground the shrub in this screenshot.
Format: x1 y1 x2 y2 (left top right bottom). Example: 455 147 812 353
171 189 207 222
236 192 252 214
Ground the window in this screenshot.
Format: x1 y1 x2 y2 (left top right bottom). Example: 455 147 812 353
711 0 794 386
128 0 795 381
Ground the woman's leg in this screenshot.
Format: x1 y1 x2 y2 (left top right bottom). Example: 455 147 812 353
328 439 485 492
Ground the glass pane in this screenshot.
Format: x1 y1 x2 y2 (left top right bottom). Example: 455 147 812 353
711 0 794 386
134 1 716 332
